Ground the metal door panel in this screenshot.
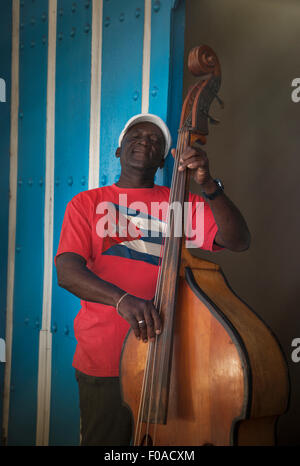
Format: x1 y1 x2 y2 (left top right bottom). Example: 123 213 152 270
8 0 49 445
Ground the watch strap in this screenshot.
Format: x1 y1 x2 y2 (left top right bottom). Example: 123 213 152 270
202 179 224 200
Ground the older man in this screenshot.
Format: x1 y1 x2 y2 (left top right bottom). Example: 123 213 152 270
55 113 250 445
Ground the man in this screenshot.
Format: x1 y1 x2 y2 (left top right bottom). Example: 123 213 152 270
54 113 250 446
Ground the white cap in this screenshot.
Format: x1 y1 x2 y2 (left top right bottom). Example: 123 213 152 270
118 113 172 158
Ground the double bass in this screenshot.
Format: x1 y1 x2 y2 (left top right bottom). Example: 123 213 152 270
120 45 289 446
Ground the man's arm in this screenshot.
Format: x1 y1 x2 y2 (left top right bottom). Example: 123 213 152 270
55 252 161 342
56 252 123 305
197 178 250 251
177 145 251 252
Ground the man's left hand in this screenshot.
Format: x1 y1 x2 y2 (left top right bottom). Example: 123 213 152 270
172 142 213 187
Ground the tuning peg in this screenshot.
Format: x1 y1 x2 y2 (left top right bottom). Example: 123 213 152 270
214 94 224 109
210 90 224 109
208 114 220 125
201 110 220 125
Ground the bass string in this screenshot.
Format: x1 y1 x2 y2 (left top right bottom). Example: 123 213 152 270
139 128 188 445
134 221 174 444
133 182 175 445
151 129 189 445
133 134 185 445
154 130 185 304
155 127 189 300
134 131 185 445
152 121 190 313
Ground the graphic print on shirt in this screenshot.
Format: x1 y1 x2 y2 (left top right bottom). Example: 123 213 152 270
96 202 167 266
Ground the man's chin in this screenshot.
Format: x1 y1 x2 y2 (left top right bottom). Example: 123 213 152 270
132 151 150 161
128 160 158 172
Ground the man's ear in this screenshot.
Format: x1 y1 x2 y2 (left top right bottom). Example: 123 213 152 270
159 157 165 169
116 147 121 158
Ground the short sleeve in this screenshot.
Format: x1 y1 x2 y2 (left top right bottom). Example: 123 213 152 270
54 195 92 266
186 192 224 252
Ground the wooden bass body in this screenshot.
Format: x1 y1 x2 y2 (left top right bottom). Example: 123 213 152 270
120 248 289 446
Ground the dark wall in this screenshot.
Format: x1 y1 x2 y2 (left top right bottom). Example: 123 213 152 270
184 0 300 445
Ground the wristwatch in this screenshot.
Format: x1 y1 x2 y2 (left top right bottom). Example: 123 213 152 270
202 178 224 200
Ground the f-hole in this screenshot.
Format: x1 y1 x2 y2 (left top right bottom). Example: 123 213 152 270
141 434 153 446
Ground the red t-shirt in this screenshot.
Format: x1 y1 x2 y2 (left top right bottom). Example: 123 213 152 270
54 184 222 377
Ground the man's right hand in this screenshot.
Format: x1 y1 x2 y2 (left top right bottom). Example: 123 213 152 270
117 294 162 343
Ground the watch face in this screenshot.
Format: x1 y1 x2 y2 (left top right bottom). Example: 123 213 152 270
214 178 224 190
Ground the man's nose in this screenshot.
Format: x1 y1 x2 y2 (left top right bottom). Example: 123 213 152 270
138 136 151 146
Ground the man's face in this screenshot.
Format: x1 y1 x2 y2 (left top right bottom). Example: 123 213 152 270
118 122 165 171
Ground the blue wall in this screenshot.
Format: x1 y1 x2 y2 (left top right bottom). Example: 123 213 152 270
2 0 185 445
50 0 92 446
8 0 49 445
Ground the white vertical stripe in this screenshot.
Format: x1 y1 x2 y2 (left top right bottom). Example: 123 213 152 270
141 0 151 114
89 0 103 190
2 0 20 444
36 0 57 446
0 77 6 102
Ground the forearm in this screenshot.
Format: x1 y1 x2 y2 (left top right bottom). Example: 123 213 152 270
56 253 162 342
56 252 162 342
57 256 125 306
201 178 251 251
